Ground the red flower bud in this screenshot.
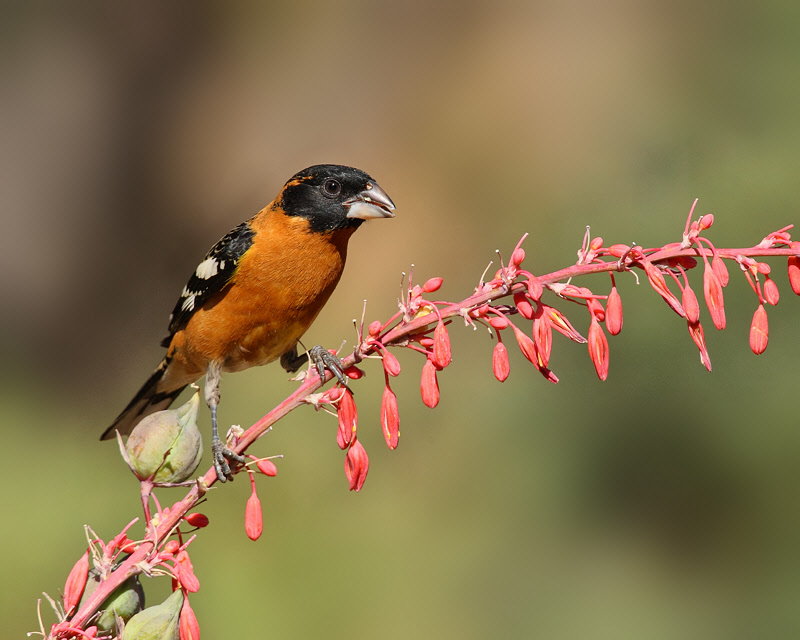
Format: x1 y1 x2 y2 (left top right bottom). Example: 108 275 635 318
421 359 440 408
608 244 630 258
422 277 444 293
788 256 800 295
256 459 278 476
344 439 369 491
382 350 401 377
431 320 451 369
513 325 538 365
336 389 357 450
682 283 701 325
587 318 609 381
533 308 552 367
510 247 526 268
514 292 534 319
163 540 180 555
703 260 726 330
712 255 729 287
175 550 200 593
344 366 365 379
63 550 90 616
368 321 382 337
590 236 603 251
180 595 200 640
527 276 543 301
749 304 769 354
698 213 714 230
381 384 400 449
763 276 779 306
492 341 510 382
606 286 623 335
489 315 508 330
245 491 263 541
184 513 210 528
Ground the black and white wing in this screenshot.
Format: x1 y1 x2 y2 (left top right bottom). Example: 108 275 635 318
160 221 255 347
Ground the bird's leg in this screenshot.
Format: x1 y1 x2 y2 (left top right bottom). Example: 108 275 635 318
205 360 244 483
280 344 349 387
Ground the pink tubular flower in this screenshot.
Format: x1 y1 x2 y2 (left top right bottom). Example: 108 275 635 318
345 439 369 491
763 276 779 306
526 275 543 301
712 254 729 286
422 277 443 293
545 306 587 343
175 550 200 593
687 321 712 372
381 350 401 377
337 388 358 450
63 549 90 616
421 358 440 408
245 478 263 541
682 283 701 326
750 304 769 354
514 292 534 319
587 317 609 381
492 340 510 382
606 285 623 335
643 259 686 317
381 383 400 449
532 307 552 366
788 256 800 295
513 325 538 365
180 595 200 640
432 320 452 369
703 259 726 330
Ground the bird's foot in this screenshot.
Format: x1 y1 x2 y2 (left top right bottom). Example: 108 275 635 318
212 435 245 483
308 345 349 387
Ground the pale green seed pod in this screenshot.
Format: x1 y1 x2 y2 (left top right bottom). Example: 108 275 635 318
80 570 145 633
125 392 203 483
122 588 183 640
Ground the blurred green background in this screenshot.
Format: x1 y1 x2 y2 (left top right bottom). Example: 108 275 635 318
3 1 800 638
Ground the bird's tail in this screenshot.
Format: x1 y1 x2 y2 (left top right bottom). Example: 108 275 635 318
100 358 188 440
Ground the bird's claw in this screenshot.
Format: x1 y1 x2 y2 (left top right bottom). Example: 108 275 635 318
212 436 245 483
308 345 349 387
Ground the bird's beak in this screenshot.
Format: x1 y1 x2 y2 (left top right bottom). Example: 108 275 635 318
345 182 396 220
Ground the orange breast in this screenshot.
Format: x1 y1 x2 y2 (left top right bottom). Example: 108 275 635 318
170 208 355 377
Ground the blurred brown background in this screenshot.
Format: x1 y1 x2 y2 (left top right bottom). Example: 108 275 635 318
4 1 800 638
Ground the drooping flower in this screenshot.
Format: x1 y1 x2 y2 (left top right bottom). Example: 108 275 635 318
63 549 90 616
381 382 400 449
336 389 358 450
245 478 263 541
492 340 510 382
587 317 609 381
344 439 369 492
749 304 769 354
421 358 440 408
703 259 726 330
605 285 623 335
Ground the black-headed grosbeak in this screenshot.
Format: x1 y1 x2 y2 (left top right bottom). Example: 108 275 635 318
102 164 396 480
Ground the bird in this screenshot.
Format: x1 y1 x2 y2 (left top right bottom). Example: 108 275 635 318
102 164 396 481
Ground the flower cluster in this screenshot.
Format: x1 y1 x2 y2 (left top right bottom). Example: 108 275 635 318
39 202 800 639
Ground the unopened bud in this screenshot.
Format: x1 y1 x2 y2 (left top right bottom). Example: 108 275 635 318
81 571 145 633
125 392 203 484
122 588 182 640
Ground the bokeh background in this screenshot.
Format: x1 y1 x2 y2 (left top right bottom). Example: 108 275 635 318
3 1 800 638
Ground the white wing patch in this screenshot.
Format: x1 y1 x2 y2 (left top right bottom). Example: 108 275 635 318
181 294 197 312
195 257 220 280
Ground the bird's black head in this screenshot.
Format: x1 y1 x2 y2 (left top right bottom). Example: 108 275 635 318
279 164 395 233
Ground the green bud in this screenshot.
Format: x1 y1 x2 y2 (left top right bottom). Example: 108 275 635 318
122 588 183 640
80 570 145 633
125 392 203 483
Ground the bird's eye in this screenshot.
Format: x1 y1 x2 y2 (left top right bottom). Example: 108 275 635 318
322 179 342 197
